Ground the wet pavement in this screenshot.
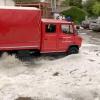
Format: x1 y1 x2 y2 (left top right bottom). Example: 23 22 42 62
79 29 100 45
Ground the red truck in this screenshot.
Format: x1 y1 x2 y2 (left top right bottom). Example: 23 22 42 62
0 6 82 55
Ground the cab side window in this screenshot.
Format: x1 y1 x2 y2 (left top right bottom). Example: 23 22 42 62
46 24 56 33
61 24 73 34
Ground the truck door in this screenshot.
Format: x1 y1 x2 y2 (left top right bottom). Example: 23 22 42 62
41 23 58 52
58 24 75 51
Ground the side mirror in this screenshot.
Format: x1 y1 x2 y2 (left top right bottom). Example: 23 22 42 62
76 25 80 30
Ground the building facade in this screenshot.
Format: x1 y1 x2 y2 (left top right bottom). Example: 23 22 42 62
45 0 65 12
0 0 15 6
16 1 49 18
15 0 66 18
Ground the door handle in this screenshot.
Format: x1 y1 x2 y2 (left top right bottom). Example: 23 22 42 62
44 38 47 40
59 37 62 39
59 37 63 39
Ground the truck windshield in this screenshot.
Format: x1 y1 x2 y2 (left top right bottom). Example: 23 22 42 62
61 24 73 34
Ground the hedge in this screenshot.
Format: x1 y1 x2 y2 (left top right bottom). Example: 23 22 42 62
61 6 87 24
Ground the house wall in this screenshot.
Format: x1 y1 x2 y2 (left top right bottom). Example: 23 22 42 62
45 0 65 12
0 0 15 6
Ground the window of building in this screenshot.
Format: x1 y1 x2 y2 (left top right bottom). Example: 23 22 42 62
45 24 56 33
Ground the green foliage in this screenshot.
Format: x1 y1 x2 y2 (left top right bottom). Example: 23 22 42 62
83 0 96 16
13 0 40 3
63 0 100 17
92 2 100 16
62 0 82 8
61 6 86 24
61 0 69 6
69 0 82 8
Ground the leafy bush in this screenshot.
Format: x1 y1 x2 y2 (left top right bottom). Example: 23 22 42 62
61 6 87 24
92 1 100 16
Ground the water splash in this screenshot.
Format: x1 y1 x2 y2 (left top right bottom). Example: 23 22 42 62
0 53 27 76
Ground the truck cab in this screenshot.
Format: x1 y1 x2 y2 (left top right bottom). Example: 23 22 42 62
41 19 82 54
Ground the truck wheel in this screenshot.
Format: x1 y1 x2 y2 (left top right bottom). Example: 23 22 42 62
32 50 41 57
0 52 3 57
67 46 79 55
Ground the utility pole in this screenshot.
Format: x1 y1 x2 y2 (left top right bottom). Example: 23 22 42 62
4 0 7 6
51 0 57 12
54 0 57 12
51 0 53 12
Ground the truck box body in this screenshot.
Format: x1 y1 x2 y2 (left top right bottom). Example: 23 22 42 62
0 7 41 50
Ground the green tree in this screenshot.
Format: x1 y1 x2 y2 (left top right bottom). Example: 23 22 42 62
61 0 69 6
69 0 82 8
61 6 86 23
62 0 82 8
83 0 97 16
92 1 100 16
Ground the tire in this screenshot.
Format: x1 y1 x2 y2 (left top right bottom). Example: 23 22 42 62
0 51 3 57
34 51 41 57
67 46 79 55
